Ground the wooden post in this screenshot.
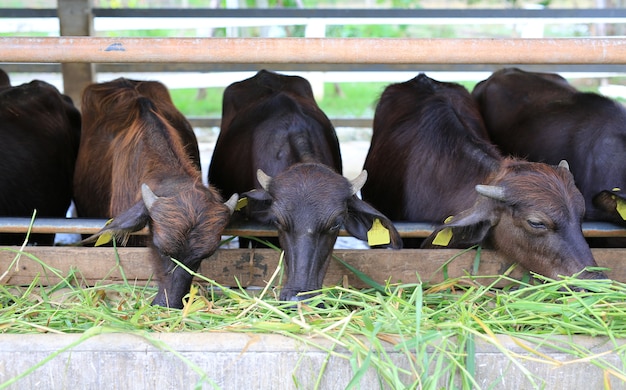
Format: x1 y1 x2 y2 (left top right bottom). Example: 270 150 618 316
57 0 94 109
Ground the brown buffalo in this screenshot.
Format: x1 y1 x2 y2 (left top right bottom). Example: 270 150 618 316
208 70 402 301
0 69 81 245
473 67 626 234
74 78 237 308
362 73 603 280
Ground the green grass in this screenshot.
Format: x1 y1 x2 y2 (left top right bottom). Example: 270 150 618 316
318 82 389 118
2 243 626 388
168 76 626 120
169 87 225 117
168 82 389 119
170 79 474 120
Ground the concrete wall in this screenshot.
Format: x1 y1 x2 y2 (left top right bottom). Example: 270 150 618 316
0 332 624 389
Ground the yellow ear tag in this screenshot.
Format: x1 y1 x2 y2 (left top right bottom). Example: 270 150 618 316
95 232 114 247
367 218 390 246
432 216 454 246
432 228 453 246
616 198 626 220
94 218 114 247
235 197 248 211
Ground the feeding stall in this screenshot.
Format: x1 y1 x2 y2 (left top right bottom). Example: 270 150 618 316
2 4 626 389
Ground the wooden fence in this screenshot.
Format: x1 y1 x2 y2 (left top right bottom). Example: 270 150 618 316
2 6 626 287
5 36 626 64
4 3 626 102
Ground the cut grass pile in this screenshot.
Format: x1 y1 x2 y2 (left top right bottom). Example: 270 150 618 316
1 244 626 389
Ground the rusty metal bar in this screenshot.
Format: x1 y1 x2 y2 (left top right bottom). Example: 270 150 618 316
1 37 626 64
0 218 435 238
5 7 626 20
0 218 128 236
0 218 623 238
89 7 626 21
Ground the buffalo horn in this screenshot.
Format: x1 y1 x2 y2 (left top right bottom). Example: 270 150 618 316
475 184 506 201
350 170 368 195
558 160 570 171
257 169 272 191
224 193 239 214
141 183 159 210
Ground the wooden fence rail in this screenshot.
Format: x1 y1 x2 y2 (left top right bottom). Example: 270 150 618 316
2 16 626 287
4 6 626 110
2 37 626 64
5 6 626 73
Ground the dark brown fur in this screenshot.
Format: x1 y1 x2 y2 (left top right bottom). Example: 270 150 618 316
362 73 602 280
473 67 626 234
0 70 81 245
209 70 401 301
210 70 342 199
364 73 500 222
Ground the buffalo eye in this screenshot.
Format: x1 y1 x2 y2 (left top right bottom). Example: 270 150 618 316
526 218 547 230
273 218 289 232
328 222 342 233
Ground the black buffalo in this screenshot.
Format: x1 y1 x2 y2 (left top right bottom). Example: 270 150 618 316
0 69 81 245
473 67 626 234
208 70 402 301
362 73 603 280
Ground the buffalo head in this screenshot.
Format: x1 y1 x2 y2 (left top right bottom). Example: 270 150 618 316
83 181 238 308
243 163 402 301
423 159 604 280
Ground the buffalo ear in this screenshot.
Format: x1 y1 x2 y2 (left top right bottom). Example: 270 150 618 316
344 195 402 249
593 190 626 225
80 201 150 246
241 189 274 225
422 198 499 249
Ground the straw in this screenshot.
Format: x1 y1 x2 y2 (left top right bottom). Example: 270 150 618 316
1 242 626 388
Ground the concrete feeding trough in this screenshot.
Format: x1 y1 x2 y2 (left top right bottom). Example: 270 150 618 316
0 332 624 389
1 246 626 388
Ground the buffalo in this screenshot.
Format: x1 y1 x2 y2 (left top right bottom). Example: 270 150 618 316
362 73 603 280
74 78 237 308
0 69 81 245
208 70 402 302
473 67 626 234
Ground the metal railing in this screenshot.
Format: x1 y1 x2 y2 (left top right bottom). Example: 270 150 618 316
1 217 625 239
